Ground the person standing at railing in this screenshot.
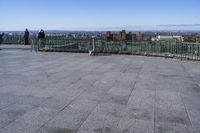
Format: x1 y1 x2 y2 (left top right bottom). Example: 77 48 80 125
0 33 5 44
24 29 29 45
37 29 46 49
37 29 45 39
0 33 4 50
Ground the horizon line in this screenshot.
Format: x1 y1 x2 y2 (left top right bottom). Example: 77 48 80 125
1 24 200 32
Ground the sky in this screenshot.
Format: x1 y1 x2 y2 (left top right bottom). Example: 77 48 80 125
0 0 200 31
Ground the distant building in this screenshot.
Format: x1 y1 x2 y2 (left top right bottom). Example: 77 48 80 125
132 32 144 41
143 36 152 41
126 32 133 41
103 31 114 41
103 30 144 41
115 30 127 41
183 36 198 42
172 36 184 42
152 35 183 42
196 37 200 43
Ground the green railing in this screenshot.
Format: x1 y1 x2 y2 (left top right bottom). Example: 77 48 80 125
31 39 200 60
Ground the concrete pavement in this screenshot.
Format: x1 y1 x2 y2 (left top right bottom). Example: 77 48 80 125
0 48 200 133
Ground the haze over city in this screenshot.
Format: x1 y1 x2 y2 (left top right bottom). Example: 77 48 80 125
0 0 200 31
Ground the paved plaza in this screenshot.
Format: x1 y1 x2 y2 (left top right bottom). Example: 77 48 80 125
0 47 200 133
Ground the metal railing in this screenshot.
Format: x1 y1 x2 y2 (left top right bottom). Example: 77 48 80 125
31 39 200 61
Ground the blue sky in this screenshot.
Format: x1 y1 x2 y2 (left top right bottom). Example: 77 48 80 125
0 0 200 30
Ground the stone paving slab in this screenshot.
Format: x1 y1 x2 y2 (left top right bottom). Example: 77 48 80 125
0 44 31 50
0 49 200 133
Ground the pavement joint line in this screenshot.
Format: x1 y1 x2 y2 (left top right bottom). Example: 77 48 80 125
179 62 196 127
0 102 17 111
153 58 158 133
34 78 94 132
116 59 145 131
154 86 157 133
1 104 38 129
73 97 99 133
181 62 200 87
74 57 126 132
75 59 141 132
122 60 144 106
34 56 110 133
178 87 192 127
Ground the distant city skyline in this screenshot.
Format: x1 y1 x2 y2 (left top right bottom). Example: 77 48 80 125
0 0 200 31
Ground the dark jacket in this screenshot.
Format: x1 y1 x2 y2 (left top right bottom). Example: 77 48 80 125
24 29 29 39
38 30 45 39
0 33 4 44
